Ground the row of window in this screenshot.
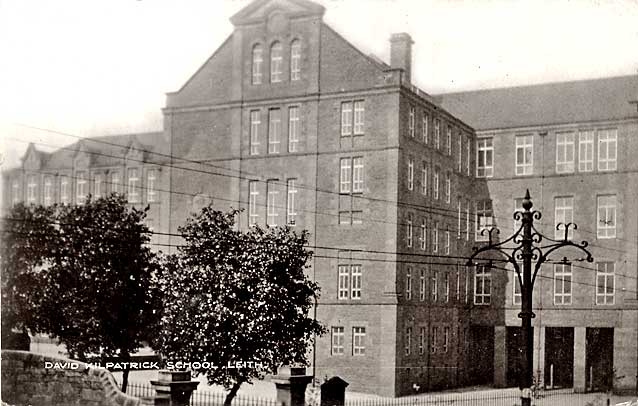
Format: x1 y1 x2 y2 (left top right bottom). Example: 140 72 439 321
247 179 297 226
251 40 301 85
512 262 617 306
405 105 472 176
11 168 158 206
249 106 300 155
406 160 454 203
476 129 618 177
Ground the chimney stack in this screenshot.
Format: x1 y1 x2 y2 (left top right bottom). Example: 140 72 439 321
390 33 414 83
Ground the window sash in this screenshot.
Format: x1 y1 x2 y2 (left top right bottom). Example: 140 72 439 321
477 138 494 177
445 173 451 203
406 217 413 248
351 265 362 299
515 135 533 175
474 266 491 305
598 129 617 171
431 271 438 302
420 221 427 250
93 174 102 199
353 101 364 134
596 262 615 305
578 131 594 172
270 43 283 83
341 102 353 136
407 159 414 191
553 264 572 305
352 157 364 193
147 170 157 202
597 195 616 238
554 196 574 240
286 179 297 225
556 132 575 173
250 111 261 155
76 172 87 203
127 169 140 203
434 120 440 149
268 109 281 154
352 327 366 355
43 177 52 205
111 172 120 194
433 169 439 200
27 175 37 203
331 327 344 355
290 41 301 81
288 106 299 152
249 181 259 225
405 327 412 355
419 269 426 301
422 114 429 143
406 268 412 300
339 158 351 193
266 182 279 226
421 163 428 195
446 126 452 155
252 46 263 84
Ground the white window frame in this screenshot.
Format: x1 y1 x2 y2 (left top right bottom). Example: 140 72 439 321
597 195 616 239
596 262 615 305
111 171 120 194
286 179 297 225
60 176 68 204
331 327 345 355
443 326 450 353
466 138 471 176
27 175 37 204
431 270 438 302
250 110 261 155
288 106 300 153
407 158 414 191
578 130 594 172
598 129 617 171
338 265 350 300
406 215 413 248
12 180 20 205
252 44 263 85
419 268 426 301
457 132 462 172
422 114 429 143
266 180 279 226
434 119 440 149
408 106 415 138
444 230 450 255
352 157 364 193
338 264 362 300
513 276 521 305
445 172 451 204
444 272 450 302
475 200 493 242
127 168 140 203
270 42 283 83
431 326 438 354
421 162 428 196
268 108 281 154
353 101 365 135
405 327 412 355
405 267 412 300
419 327 426 355
290 40 301 81
341 102 353 136
474 265 491 305
420 219 427 251
553 264 572 305
249 181 259 226
352 327 366 356
433 167 440 200
339 158 352 193
93 174 102 199
476 138 494 178
43 177 52 206
457 199 462 238
432 224 438 253
515 134 533 175
147 170 157 203
351 265 362 299
446 126 452 155
554 196 574 240
76 171 87 204
556 132 575 173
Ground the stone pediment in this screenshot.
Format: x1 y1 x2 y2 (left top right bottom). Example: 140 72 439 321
230 0 325 26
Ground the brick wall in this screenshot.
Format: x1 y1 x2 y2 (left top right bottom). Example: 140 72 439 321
1 350 141 406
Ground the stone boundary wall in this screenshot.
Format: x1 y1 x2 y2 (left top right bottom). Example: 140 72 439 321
1 350 141 406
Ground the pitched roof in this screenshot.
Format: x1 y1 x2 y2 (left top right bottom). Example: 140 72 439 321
435 75 638 131
42 132 167 170
230 0 325 26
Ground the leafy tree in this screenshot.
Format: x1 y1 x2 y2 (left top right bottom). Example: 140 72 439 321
1 195 161 391
156 208 325 406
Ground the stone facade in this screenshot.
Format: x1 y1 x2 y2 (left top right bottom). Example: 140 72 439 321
1 350 140 406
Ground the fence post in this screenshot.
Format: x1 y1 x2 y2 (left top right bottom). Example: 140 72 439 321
272 366 313 406
148 370 199 406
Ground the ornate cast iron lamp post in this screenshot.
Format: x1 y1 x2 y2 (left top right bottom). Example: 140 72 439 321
467 190 593 406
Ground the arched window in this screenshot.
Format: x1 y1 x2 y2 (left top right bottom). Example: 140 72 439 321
252 44 263 85
270 42 283 83
290 40 301 81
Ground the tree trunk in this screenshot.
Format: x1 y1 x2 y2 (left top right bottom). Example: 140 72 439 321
224 380 244 406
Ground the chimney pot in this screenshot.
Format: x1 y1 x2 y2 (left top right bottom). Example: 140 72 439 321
390 33 414 83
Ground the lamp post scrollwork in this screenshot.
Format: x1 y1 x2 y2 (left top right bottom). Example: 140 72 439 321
466 190 593 406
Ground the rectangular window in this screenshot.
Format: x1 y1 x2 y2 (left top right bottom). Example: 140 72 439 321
341 102 353 136
477 138 494 178
407 158 414 191
445 172 451 203
286 179 297 225
111 171 120 194
515 135 533 175
475 200 494 241
354 101 365 135
420 219 427 251
421 162 428 196
553 264 572 305
406 215 413 248
457 199 462 238
408 106 415 138
465 268 469 303
252 46 263 84
331 327 344 355
338 265 349 300
419 327 426 355
339 158 352 193
419 269 426 301
93 174 102 199
432 224 439 253
27 175 37 204
513 276 521 305
12 180 20 205
405 267 412 300
147 170 157 202
351 265 362 299
556 132 575 173
434 119 440 149
249 181 259 226
466 138 471 176
598 129 617 171
352 157 364 193
433 167 440 200
431 326 438 353
422 114 429 143
266 180 279 226
352 327 366 356
60 176 68 204
444 272 450 302
76 171 87 204
250 110 261 155
444 230 450 255
268 109 281 154
474 265 491 305
271 44 282 83
578 130 594 172
465 200 470 241
290 42 301 81
597 195 616 239
554 196 574 240
443 327 450 353
127 168 140 203
288 106 300 153
596 262 615 305
405 327 412 355
457 132 463 172
431 270 438 302
446 126 452 155
338 264 362 300
456 269 461 301
43 177 52 205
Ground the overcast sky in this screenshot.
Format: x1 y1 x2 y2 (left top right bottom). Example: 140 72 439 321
1 0 637 170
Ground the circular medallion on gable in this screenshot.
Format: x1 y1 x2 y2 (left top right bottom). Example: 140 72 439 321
267 12 288 34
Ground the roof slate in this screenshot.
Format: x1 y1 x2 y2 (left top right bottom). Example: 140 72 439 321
435 75 638 131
